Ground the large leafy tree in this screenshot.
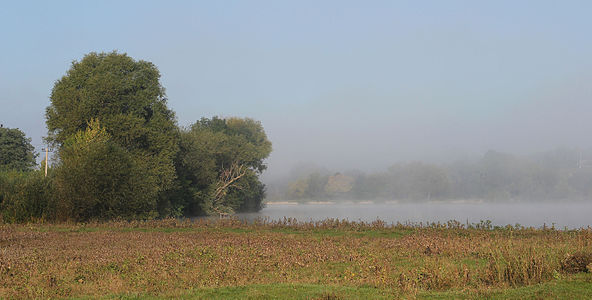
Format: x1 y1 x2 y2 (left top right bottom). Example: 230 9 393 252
173 117 272 216
0 126 38 171
45 52 179 216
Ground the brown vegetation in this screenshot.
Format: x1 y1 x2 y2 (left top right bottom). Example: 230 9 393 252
561 252 592 274
0 218 591 298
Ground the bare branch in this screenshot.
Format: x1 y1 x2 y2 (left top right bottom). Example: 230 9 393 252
209 161 248 215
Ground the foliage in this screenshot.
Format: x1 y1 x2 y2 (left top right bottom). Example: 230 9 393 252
2 51 273 222
0 170 54 222
561 252 592 274
287 178 311 199
324 173 355 196
0 126 38 171
234 171 267 212
53 120 159 221
172 117 272 216
191 116 272 173
45 51 179 213
286 172 331 200
388 162 450 200
202 162 248 215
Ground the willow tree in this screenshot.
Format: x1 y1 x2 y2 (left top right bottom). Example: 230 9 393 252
174 117 272 216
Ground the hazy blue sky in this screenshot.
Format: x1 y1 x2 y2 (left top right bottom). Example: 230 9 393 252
1 1 591 178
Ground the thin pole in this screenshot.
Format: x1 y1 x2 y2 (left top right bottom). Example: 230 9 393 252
45 147 48 177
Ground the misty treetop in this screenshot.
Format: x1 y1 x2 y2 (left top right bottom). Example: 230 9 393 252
277 149 592 202
0 51 272 222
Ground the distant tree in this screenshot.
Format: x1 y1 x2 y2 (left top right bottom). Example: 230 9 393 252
324 173 354 197
350 172 389 200
447 160 484 199
274 148 592 202
405 162 450 200
285 173 329 200
478 151 544 199
307 172 329 199
287 179 309 199
0 127 38 171
568 168 592 198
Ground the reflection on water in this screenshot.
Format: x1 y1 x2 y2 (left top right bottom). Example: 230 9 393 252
236 202 592 229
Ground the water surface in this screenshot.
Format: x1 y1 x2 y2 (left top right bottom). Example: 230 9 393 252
237 202 592 229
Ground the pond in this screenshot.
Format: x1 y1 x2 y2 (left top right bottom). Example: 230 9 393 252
236 202 592 229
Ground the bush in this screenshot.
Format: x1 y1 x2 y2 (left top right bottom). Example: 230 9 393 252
53 121 159 221
561 252 592 274
0 170 55 223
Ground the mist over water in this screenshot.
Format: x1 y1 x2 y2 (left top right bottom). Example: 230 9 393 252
238 202 592 229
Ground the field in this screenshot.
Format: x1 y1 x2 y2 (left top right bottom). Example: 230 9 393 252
1 218 591 299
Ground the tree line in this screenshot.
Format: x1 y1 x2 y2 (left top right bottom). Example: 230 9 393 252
272 149 592 202
0 51 271 222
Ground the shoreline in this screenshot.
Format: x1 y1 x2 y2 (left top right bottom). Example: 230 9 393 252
264 199 488 205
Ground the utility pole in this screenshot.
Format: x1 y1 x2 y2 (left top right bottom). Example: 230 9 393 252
45 147 48 176
42 146 51 177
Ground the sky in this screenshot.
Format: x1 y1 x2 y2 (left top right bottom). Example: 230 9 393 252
1 1 591 180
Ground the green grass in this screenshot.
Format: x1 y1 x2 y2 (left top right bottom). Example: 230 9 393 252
422 273 592 299
90 284 395 299
88 274 592 300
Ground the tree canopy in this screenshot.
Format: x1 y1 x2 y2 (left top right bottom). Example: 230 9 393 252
2 51 273 222
0 126 38 171
45 52 180 219
46 51 177 151
172 117 272 215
